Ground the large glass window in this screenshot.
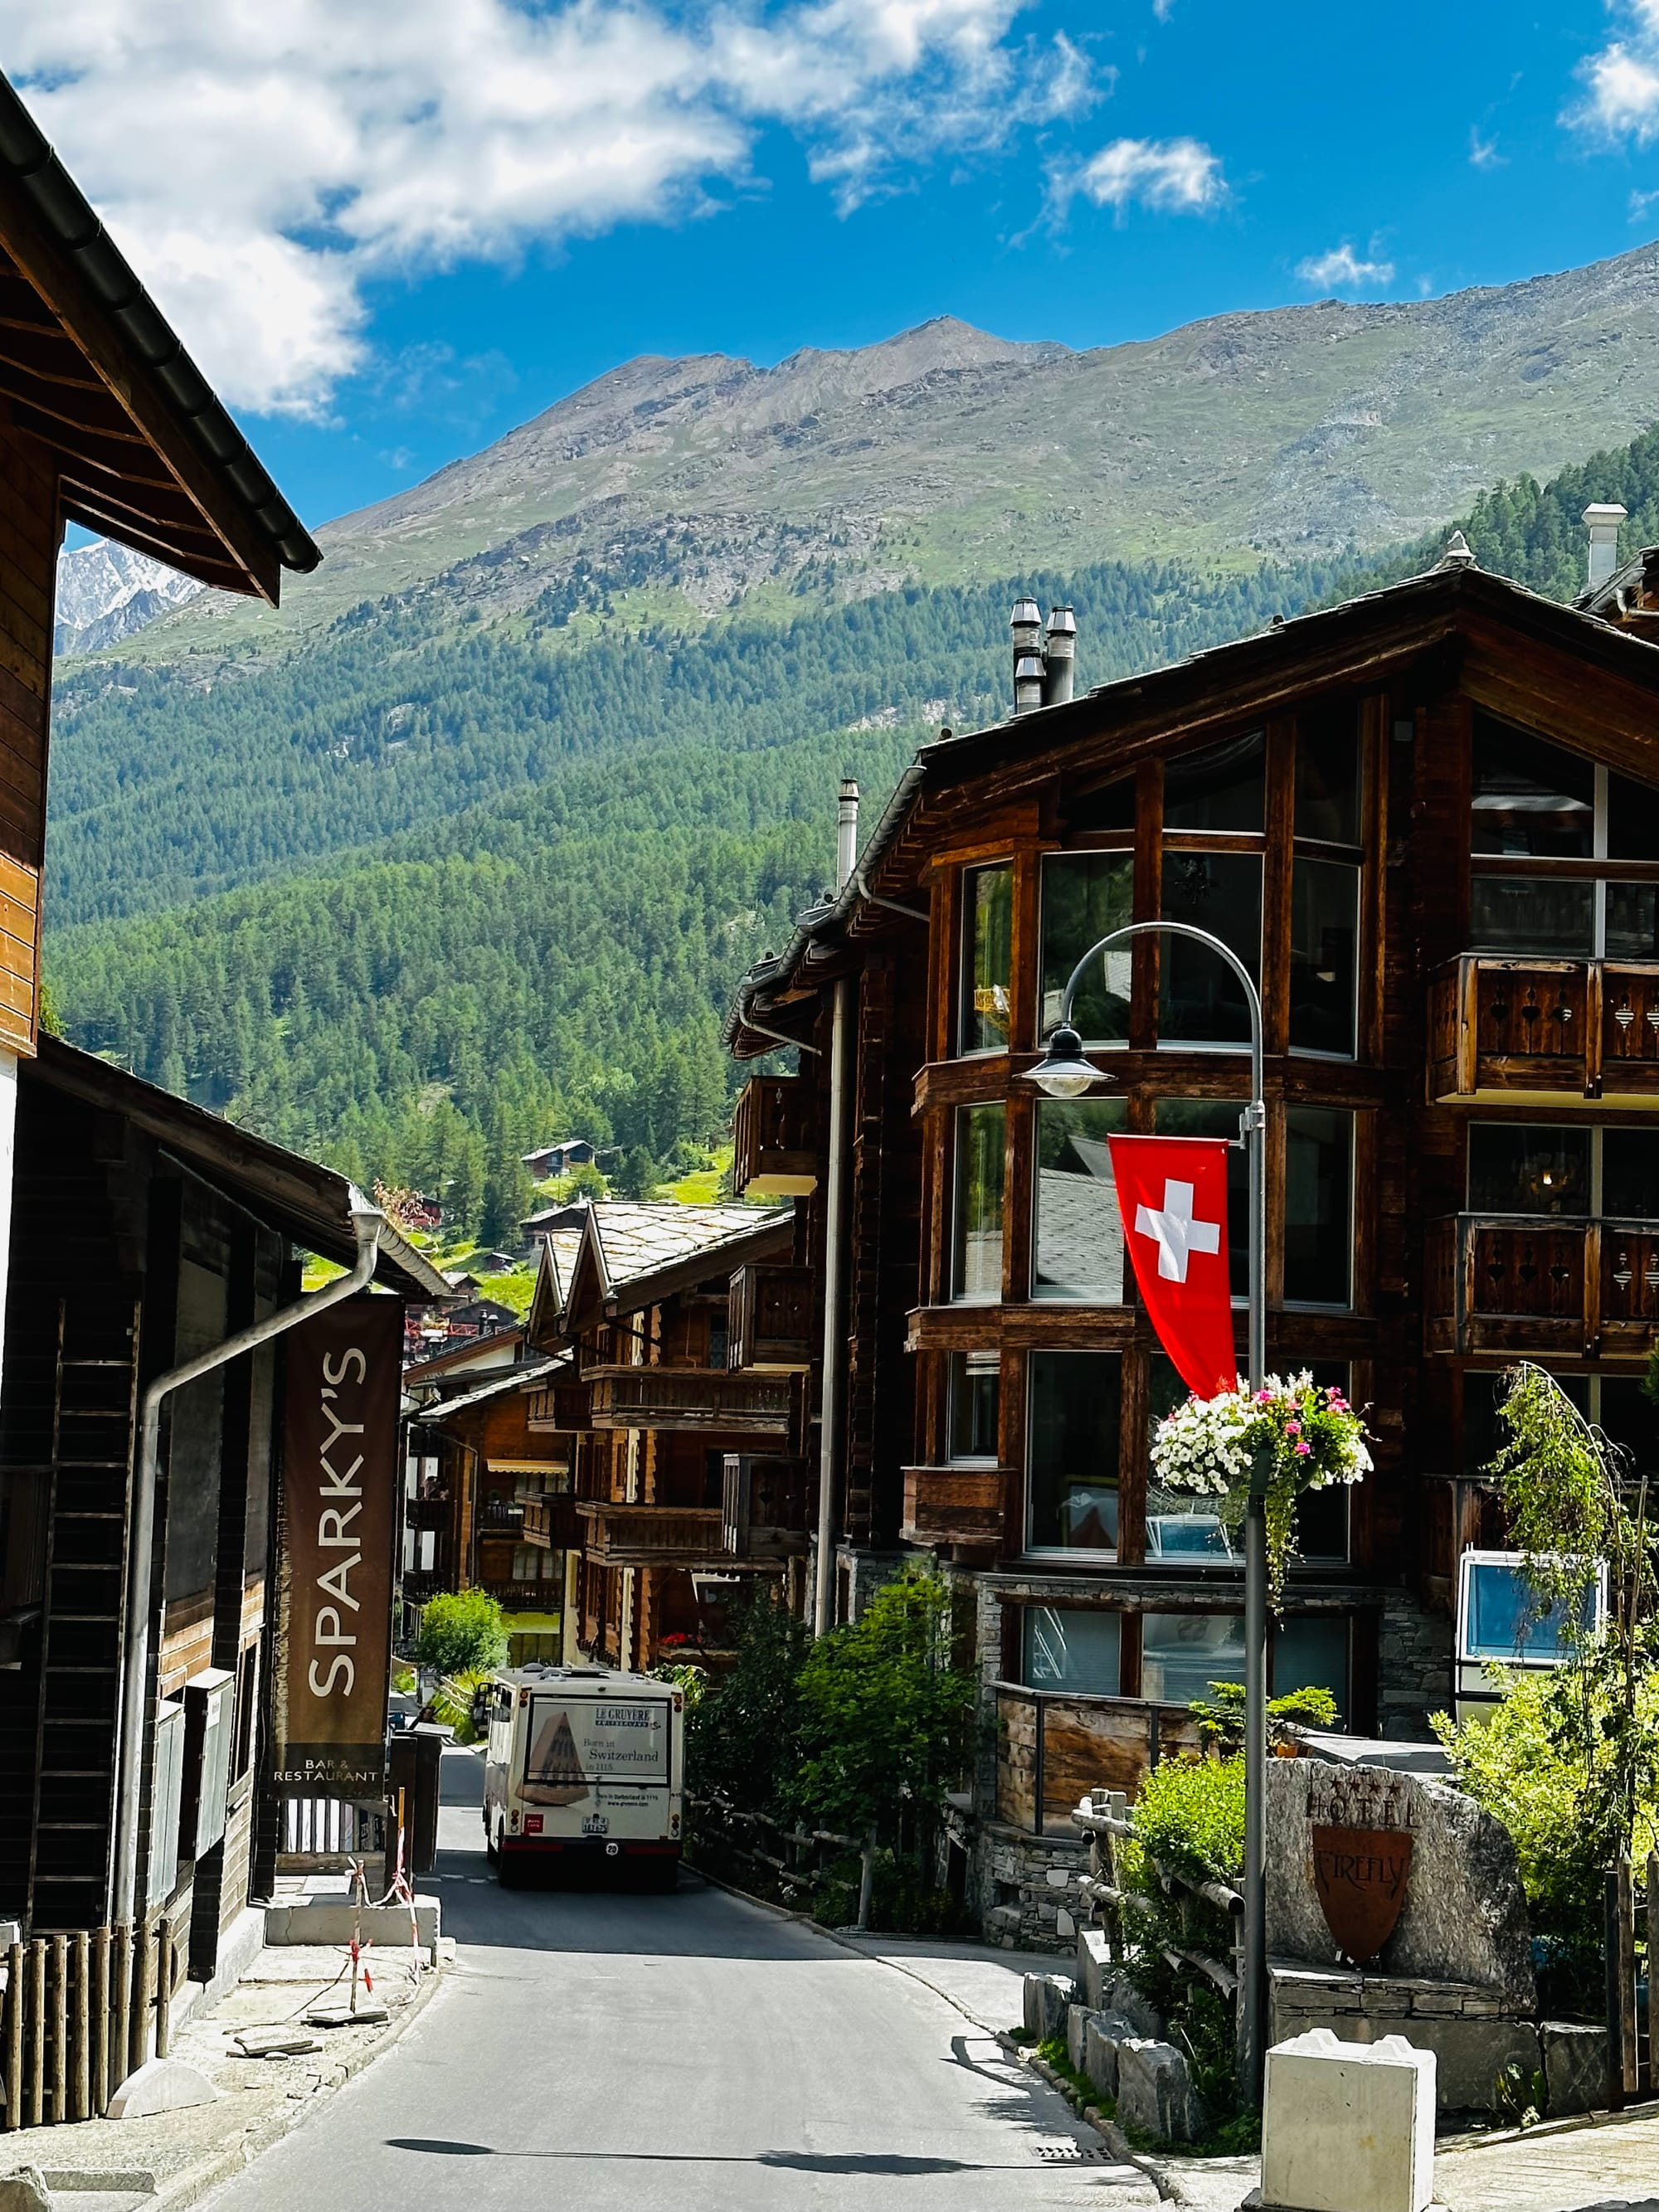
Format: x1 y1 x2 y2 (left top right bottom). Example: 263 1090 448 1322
1608 773 1659 862
1165 732 1266 833
1160 853 1262 1046
1472 724 1594 858
952 1103 1005 1300
959 863 1012 1054
1022 1606 1121 1694
1467 1125 1590 1216
1141 1612 1246 1704
1154 1099 1248 1298
1026 1349 1121 1555
1290 858 1359 1057
1470 876 1595 957
1033 1099 1128 1301
1603 1129 1659 1217
1041 853 1132 1042
1296 710 1360 845
1284 1108 1353 1307
948 1351 1000 1461
1144 1354 1236 1563
1273 1615 1350 1722
1606 882 1659 959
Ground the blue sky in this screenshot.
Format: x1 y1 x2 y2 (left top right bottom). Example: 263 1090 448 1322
13 0 1659 531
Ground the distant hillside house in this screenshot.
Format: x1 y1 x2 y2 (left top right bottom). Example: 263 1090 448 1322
523 1139 596 1179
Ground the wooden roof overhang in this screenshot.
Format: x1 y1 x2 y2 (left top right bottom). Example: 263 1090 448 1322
727 564 1659 1055
547 1209 797 1349
0 82 319 597
31 1035 450 1297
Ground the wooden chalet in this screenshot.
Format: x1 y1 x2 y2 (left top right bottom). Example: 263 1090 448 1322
527 1203 810 1669
725 532 1659 1855
0 1040 445 2009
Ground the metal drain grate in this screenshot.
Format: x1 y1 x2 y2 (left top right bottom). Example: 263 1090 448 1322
1034 2144 1115 2163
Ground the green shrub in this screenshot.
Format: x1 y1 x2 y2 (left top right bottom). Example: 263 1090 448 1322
413 1588 508 1677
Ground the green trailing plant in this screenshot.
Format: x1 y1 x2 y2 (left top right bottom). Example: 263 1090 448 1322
1188 1680 1339 1753
412 1587 509 1677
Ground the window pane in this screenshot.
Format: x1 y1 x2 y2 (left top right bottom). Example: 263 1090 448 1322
1462 1560 1592 1663
1154 1100 1248 1299
1272 1616 1350 1723
1469 875 1595 956
1022 1607 1121 1694
1034 1099 1128 1301
949 1351 1000 1461
1141 1612 1245 1704
1165 731 1265 833
960 863 1013 1054
1067 778 1136 834
1594 1378 1657 1481
1472 722 1594 858
1027 1350 1121 1554
1145 1352 1238 1563
1606 882 1659 960
953 1103 1005 1300
1467 1125 1589 1215
1284 1107 1353 1306
1290 858 1359 1057
1041 853 1132 1042
1296 709 1360 844
1603 1129 1659 1218
1607 773 1659 863
1160 853 1261 1045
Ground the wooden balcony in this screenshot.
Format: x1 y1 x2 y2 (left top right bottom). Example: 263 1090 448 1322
585 1364 804 1446
902 1466 1005 1548
528 1379 590 1432
1429 955 1659 1103
722 1454 810 1560
1426 1212 1659 1355
732 1074 817 1198
405 1494 448 1533
481 1578 565 1612
729 1261 815 1371
521 1495 577 1549
576 1500 727 1566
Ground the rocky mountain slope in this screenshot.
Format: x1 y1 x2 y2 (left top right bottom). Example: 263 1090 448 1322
118 238 1659 660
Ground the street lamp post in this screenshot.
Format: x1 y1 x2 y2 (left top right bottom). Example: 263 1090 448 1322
1022 920 1269 2103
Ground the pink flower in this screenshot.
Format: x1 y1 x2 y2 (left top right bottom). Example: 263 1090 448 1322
1285 1421 1301 1437
1295 1441 1311 1457
1256 1390 1272 1404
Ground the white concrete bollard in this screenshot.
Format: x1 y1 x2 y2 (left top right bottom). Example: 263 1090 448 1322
1258 2030 1436 2212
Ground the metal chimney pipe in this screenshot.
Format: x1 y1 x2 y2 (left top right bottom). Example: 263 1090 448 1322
1010 597 1041 710
1043 605 1076 707
836 778 859 892
1014 654 1046 716
1585 503 1628 593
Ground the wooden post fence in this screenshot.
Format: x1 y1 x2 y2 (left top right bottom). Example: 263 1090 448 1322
0 1919 171 2128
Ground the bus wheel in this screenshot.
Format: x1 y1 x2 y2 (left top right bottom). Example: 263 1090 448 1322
484 1820 499 1865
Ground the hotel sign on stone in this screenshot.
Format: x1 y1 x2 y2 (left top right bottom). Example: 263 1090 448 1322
273 1293 402 1797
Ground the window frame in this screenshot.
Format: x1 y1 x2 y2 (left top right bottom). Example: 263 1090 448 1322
1282 1104 1356 1312
1023 1345 1122 1563
957 858 1014 1058
951 1098 1007 1305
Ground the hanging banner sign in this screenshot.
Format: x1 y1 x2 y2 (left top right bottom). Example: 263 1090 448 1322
273 1292 402 1799
1106 1133 1238 1399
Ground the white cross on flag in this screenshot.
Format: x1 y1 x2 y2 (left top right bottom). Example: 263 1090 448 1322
1106 1133 1237 1398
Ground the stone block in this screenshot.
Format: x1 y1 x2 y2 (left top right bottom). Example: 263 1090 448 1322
1116 2038 1202 2145
107 2058 221 2117
1067 2002 1092 2074
1044 1866 1071 1889
1541 2020 1607 2117
1082 2010 1139 2101
1077 1927 1112 2010
0 2171 47 2212
1262 2030 1435 2212
1056 1908 1075 1939
1022 1972 1073 2042
1402 2018 1540 2112
1103 1971 1164 2040
263 1896 441 1948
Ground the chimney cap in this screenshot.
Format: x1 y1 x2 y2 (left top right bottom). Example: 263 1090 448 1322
1046 605 1077 639
1010 597 1041 627
1584 503 1629 525
1435 531 1477 571
1014 654 1046 679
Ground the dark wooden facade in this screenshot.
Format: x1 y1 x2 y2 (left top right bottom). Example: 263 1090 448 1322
727 557 1659 1767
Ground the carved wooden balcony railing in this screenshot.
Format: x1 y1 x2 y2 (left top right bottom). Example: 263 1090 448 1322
1426 1212 1659 1355
585 1364 804 1445
732 1075 817 1198
480 1578 565 1611
520 1495 580 1550
527 1378 590 1432
721 1453 810 1560
728 1261 815 1371
576 1500 727 1566
1428 955 1659 1102
405 1494 449 1533
901 1466 1005 1548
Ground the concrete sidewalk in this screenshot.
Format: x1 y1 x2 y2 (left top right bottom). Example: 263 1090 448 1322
0 1932 442 2212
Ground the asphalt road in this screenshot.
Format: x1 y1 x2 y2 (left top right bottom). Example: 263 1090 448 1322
202 1748 1157 2212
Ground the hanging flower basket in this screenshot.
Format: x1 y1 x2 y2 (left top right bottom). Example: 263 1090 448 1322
1150 1372 1372 1609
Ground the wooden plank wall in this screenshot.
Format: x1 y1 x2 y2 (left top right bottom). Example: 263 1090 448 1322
0 419 56 1054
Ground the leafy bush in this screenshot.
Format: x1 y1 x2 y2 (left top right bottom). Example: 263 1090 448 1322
686 1589 808 1811
1188 1680 1339 1753
413 1588 508 1677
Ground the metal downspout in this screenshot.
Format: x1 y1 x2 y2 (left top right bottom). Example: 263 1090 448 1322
812 780 861 1636
109 1198 386 1929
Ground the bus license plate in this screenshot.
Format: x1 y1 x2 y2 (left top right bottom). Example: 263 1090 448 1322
581 1813 610 1836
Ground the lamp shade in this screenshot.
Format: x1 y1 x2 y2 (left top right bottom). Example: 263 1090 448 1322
1024 1023 1102 1098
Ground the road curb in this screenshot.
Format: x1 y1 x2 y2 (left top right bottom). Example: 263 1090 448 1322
996 2030 1175 2197
148 1958 449 2212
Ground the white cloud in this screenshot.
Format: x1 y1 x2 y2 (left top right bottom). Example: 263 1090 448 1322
1060 135 1226 216
1570 1 1659 138
1468 127 1506 168
1295 242 1395 291
0 0 1100 417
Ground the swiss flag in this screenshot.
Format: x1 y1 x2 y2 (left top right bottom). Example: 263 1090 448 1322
1106 1134 1237 1399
